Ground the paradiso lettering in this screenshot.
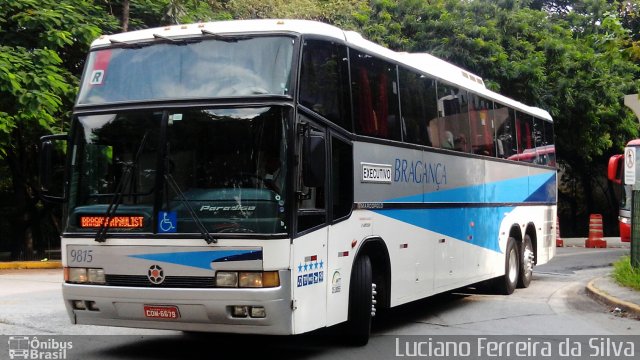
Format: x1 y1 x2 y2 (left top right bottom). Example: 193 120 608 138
394 159 447 188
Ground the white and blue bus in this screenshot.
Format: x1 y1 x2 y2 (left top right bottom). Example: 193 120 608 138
41 19 556 345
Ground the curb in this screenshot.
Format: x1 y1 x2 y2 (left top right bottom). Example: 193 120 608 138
0 261 62 270
586 277 640 318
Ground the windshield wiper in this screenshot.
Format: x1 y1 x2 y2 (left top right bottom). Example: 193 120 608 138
200 29 253 42
163 172 217 244
152 33 201 46
95 131 150 242
109 38 152 49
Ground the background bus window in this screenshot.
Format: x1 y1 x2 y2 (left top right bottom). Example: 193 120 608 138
299 40 351 131
350 50 401 141
533 116 545 164
494 104 517 159
398 67 437 146
539 119 556 166
433 82 470 153
468 94 495 156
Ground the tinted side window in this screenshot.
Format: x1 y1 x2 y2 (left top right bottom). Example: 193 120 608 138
350 50 401 141
468 94 495 156
494 104 517 159
297 119 326 233
331 135 353 221
515 112 534 161
432 82 470 153
300 40 352 131
399 67 437 146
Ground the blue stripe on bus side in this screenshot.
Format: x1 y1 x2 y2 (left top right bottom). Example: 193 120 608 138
373 206 514 253
525 173 557 202
129 250 261 270
371 173 555 253
387 172 556 204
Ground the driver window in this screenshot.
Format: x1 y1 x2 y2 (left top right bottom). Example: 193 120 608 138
297 119 326 233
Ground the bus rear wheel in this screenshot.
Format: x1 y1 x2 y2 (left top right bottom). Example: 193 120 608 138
495 237 519 295
517 235 534 288
345 254 373 346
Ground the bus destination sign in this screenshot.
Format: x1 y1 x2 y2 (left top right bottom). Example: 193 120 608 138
79 215 145 228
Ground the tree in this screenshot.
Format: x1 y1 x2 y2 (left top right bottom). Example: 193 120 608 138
0 0 117 259
211 0 366 27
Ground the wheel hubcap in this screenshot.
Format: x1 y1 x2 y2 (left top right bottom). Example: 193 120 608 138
523 245 533 278
371 283 377 317
508 248 517 283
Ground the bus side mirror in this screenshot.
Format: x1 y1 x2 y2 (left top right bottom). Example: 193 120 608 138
302 131 326 188
39 134 68 203
608 154 624 185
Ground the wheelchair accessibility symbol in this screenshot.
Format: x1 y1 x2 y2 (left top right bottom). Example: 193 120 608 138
158 211 177 233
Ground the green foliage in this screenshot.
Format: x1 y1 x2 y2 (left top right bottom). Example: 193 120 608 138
613 256 640 290
0 0 115 151
214 0 365 27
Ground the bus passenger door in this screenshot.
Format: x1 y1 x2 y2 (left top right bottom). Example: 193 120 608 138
292 118 329 334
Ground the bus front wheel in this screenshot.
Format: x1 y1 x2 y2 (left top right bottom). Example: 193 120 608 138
345 254 373 346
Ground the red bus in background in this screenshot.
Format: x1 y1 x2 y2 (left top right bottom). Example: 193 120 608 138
608 153 632 242
507 144 556 167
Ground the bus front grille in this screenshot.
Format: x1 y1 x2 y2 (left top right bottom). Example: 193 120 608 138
105 274 216 288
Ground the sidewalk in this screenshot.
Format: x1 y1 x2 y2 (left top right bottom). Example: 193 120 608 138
560 238 640 318
0 260 62 270
586 275 640 319
561 237 629 248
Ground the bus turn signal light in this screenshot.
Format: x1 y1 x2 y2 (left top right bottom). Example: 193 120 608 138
216 271 280 288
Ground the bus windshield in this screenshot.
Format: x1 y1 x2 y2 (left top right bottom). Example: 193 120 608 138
67 107 289 236
77 36 294 105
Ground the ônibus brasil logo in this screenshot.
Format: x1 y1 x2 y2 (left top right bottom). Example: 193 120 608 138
7 336 72 359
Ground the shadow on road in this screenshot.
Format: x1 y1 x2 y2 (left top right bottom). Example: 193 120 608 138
90 293 472 359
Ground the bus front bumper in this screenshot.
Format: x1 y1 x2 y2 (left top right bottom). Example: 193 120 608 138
62 270 293 335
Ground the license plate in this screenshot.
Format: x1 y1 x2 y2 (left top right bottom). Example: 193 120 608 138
144 305 180 319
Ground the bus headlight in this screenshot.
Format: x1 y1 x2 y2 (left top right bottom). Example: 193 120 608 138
67 268 87 283
87 268 106 283
216 271 279 288
64 267 105 284
216 271 238 287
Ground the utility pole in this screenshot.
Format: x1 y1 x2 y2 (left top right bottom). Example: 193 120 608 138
624 94 640 268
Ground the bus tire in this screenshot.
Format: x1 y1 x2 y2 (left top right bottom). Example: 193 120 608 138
495 237 519 295
345 254 373 346
518 235 534 288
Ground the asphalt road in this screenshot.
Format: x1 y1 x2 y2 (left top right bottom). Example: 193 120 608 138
0 246 638 359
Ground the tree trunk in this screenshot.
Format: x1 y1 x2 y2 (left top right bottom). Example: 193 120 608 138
122 0 130 32
6 148 33 260
5 127 50 260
